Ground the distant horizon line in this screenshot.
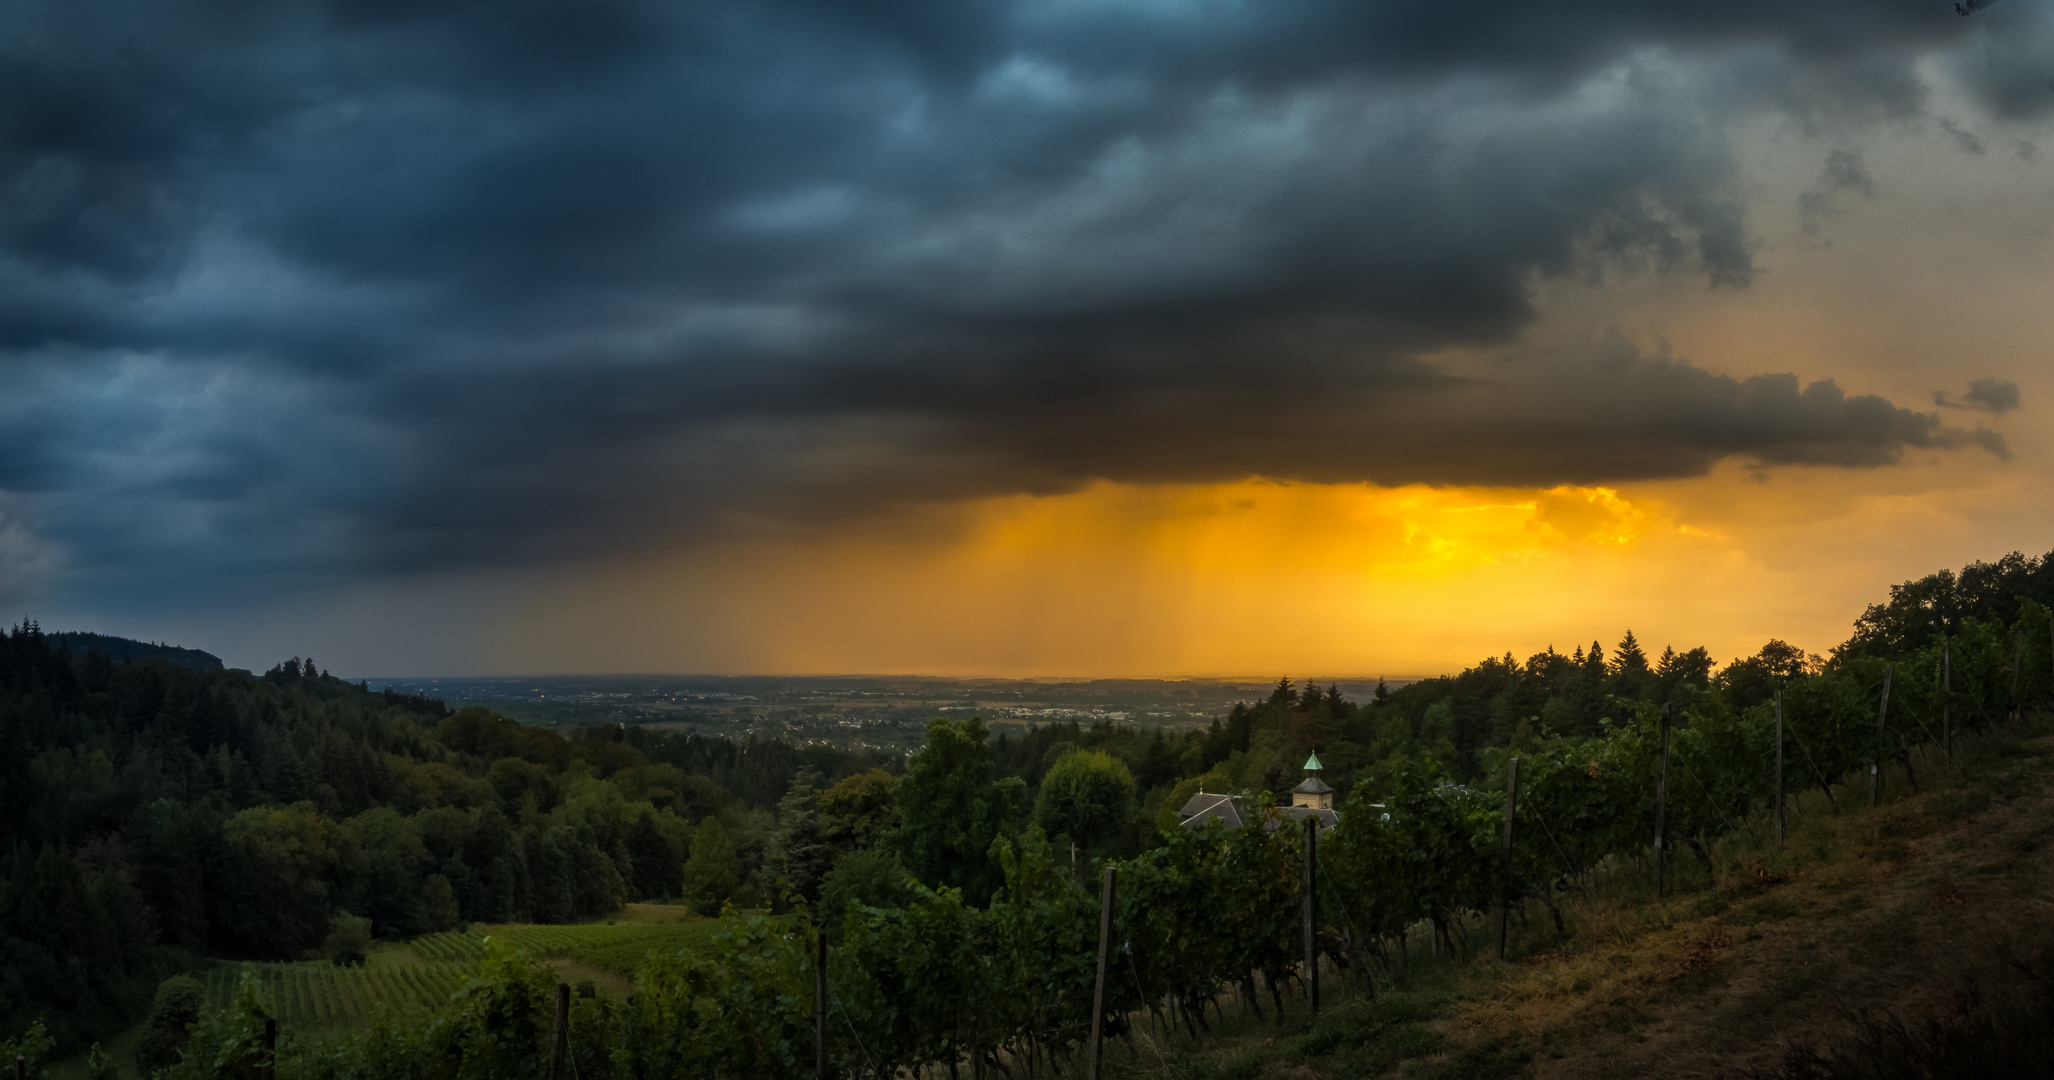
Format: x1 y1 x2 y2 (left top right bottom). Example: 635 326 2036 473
353 672 1433 685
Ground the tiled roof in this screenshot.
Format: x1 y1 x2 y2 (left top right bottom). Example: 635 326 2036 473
1178 790 1338 833
1177 791 1245 831
1292 775 1334 794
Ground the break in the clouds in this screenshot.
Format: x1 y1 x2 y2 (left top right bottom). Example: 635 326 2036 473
0 0 2042 605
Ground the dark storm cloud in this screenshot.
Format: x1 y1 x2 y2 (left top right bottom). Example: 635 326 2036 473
1934 377 2023 414
1798 148 1878 231
0 0 2032 601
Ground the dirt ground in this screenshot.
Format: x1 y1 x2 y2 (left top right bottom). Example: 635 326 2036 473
1451 730 2054 1079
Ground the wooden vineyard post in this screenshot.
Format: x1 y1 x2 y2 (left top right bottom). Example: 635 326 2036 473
1303 815 1319 1013
1654 707 1670 898
261 1018 276 1080
1942 640 1953 758
2014 632 2025 728
1774 689 1785 851
1494 756 1519 960
1088 865 1115 1080
1871 663 1893 808
816 932 828 1080
14 1053 22 1080
550 983 569 1080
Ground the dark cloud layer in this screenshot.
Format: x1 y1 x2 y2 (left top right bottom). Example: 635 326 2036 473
1935 377 2023 414
0 0 2034 603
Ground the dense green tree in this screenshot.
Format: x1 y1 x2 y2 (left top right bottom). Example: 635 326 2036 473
817 848 916 934
348 806 430 937
626 811 682 900
1717 639 1821 710
1654 644 1716 705
215 803 341 956
1032 748 1137 853
760 772 830 906
1840 548 2054 659
817 769 901 852
886 718 1028 903
683 818 740 911
423 875 461 930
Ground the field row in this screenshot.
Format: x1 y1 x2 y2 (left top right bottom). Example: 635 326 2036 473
200 919 721 1030
409 920 719 976
204 960 476 1029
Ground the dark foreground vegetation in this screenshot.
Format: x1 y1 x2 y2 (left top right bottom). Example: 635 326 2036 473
3 546 2053 1077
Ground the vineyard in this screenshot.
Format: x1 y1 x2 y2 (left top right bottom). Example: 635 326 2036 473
409 919 720 977
197 962 474 1031
158 601 2054 1080
197 916 720 1032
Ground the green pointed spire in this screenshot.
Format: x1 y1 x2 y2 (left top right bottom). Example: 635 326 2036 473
1303 753 1323 772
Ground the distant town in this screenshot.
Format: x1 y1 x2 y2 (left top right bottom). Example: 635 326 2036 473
363 674 1409 749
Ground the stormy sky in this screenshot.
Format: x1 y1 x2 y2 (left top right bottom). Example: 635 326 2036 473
4 0 2052 674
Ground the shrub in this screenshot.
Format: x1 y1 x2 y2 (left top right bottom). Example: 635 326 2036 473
324 913 373 967
85 1042 118 1080
0 1022 54 1080
134 975 205 1076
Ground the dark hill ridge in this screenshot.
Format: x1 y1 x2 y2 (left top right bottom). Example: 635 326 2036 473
47 631 224 670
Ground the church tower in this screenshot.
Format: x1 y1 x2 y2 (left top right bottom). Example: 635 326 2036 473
1290 752 1333 811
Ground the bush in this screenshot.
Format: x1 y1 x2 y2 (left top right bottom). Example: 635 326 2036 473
134 975 204 1076
85 1042 118 1080
324 912 373 967
159 973 282 1080
0 1022 54 1079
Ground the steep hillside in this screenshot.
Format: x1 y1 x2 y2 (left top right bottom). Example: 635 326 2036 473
46 633 223 672
1099 721 2054 1080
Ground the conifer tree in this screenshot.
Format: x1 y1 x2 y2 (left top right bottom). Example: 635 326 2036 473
1611 630 1650 675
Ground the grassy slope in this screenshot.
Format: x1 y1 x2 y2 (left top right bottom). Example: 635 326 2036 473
1104 720 2054 1080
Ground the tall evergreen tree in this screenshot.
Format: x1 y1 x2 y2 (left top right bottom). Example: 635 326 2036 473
760 772 828 906
1611 630 1650 675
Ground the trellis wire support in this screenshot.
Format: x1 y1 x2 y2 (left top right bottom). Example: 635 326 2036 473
1494 755 1519 960
1088 864 1116 1080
